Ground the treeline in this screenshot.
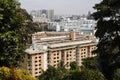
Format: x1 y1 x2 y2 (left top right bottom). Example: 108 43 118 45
39 56 120 80
39 60 105 80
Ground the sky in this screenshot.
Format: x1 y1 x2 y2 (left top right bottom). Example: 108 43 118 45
19 0 100 15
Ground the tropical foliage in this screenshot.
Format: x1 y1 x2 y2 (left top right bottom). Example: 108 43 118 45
0 67 35 80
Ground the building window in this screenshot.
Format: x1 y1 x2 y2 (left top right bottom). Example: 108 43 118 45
84 52 86 54
67 54 69 57
54 54 56 56
35 57 37 59
28 68 31 71
84 55 86 57
39 60 41 62
67 62 69 64
35 72 38 74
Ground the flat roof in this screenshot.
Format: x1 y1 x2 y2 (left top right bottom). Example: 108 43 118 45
25 42 97 54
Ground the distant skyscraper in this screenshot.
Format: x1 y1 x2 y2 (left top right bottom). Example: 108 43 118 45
48 9 54 21
30 9 54 22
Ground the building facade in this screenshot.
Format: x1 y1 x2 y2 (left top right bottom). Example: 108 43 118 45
48 18 96 35
25 31 97 78
31 9 54 22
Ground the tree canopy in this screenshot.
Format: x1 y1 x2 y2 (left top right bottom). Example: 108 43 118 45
93 0 120 79
113 68 120 80
0 67 35 80
39 65 105 80
82 57 100 70
0 0 38 67
62 69 105 80
39 66 62 80
70 61 79 70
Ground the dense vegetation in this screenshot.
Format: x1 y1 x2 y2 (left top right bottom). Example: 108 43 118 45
0 0 36 79
92 0 120 80
0 67 35 80
0 0 38 67
39 62 105 80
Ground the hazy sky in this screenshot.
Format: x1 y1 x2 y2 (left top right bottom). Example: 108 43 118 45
19 0 100 15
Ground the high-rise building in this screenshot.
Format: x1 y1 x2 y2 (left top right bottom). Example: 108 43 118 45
30 9 54 22
25 31 97 78
47 9 54 21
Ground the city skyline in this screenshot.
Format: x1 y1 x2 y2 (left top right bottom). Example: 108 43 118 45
19 0 100 15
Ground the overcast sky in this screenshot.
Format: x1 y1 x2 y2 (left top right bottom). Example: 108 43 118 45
19 0 100 15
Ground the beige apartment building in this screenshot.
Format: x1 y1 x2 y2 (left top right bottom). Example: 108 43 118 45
25 31 97 78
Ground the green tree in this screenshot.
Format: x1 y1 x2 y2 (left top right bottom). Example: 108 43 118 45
93 0 120 79
57 60 67 74
0 0 37 67
0 67 35 80
39 66 62 80
0 0 19 67
62 69 105 80
113 69 120 80
61 70 82 80
80 69 105 80
82 57 100 70
70 61 79 70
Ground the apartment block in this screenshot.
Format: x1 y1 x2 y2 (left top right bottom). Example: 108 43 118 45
25 31 97 78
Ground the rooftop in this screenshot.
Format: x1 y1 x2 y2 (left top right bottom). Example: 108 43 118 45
25 31 97 54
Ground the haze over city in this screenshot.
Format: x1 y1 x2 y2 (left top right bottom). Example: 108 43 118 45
19 0 100 15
